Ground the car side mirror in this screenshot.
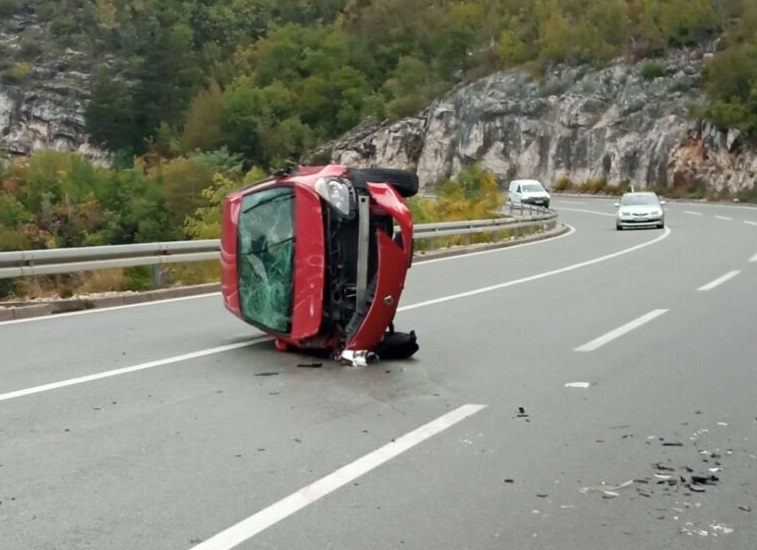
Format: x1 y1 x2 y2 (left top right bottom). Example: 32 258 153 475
613 202 619 208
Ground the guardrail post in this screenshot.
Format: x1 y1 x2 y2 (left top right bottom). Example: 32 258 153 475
152 265 161 286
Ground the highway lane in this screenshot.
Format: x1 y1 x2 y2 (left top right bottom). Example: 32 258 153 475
1 196 756 549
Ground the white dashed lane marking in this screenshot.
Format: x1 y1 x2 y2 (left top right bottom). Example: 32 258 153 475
697 270 741 291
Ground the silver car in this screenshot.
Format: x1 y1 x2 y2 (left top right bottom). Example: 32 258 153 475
615 192 666 230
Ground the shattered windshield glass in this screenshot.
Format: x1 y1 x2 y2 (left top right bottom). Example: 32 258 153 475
238 186 295 333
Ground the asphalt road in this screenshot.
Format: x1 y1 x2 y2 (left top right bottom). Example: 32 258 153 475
1 197 756 550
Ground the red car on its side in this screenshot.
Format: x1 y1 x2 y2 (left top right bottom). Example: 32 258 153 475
220 165 420 364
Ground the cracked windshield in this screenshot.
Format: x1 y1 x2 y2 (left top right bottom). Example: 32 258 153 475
238 187 295 333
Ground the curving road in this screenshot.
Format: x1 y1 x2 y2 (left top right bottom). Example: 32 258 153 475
1 197 756 549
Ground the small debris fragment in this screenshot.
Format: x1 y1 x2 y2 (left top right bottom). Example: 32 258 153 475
579 480 634 496
738 505 751 512
255 372 279 376
504 479 514 483
662 442 684 447
536 494 548 498
717 422 729 427
293 438 302 443
564 382 591 389
297 363 322 368
516 407 529 418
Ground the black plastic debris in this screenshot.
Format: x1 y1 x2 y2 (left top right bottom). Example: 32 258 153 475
516 407 529 418
691 474 719 485
297 362 323 368
662 442 684 447
536 494 549 498
504 479 515 484
255 372 279 376
738 505 751 512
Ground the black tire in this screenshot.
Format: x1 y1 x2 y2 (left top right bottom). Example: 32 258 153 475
375 330 419 360
616 224 623 231
350 168 419 198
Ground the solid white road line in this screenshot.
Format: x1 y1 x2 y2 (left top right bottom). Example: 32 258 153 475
402 227 671 311
715 215 732 221
697 270 741 291
575 309 669 352
0 292 222 327
188 404 487 550
684 211 703 216
415 224 576 265
0 339 269 403
745 220 757 227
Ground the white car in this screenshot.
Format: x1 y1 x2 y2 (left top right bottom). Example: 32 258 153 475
507 179 551 208
615 192 665 230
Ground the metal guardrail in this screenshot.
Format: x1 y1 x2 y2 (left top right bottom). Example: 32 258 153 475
0 205 556 279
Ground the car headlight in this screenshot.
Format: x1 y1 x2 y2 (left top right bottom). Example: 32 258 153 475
618 210 629 217
315 177 354 218
651 208 662 216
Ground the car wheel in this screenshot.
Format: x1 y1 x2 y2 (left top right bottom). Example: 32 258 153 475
375 330 419 360
658 222 665 229
350 168 419 198
616 224 623 231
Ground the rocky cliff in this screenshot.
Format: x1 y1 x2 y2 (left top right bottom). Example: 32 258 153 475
317 48 757 195
0 11 107 163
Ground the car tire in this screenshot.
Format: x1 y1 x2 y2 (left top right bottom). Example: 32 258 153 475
350 168 419 198
658 222 665 229
616 224 623 231
375 330 419 360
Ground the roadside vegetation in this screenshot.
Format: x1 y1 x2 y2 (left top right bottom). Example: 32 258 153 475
0 158 509 300
551 175 756 203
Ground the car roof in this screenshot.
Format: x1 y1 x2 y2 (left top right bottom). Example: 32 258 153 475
511 179 543 185
622 191 658 198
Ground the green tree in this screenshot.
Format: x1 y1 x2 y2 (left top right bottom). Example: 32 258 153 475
85 70 137 153
153 157 216 230
181 79 226 153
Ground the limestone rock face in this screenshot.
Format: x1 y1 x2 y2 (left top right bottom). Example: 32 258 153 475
318 48 756 195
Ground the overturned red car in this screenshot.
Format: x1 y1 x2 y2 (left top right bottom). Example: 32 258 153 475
220 165 420 364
